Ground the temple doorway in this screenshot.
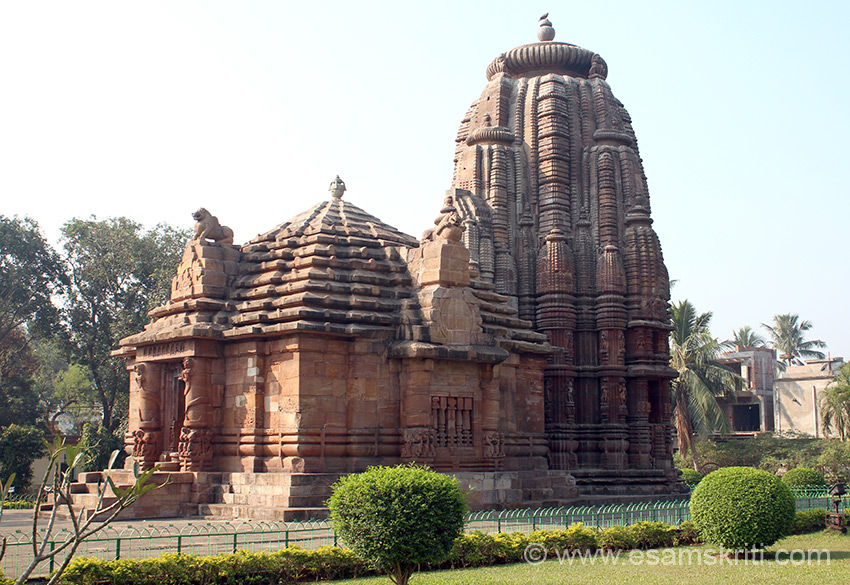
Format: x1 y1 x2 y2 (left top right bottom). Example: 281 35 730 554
161 361 185 453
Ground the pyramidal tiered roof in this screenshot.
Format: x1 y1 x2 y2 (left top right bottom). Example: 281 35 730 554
119 190 553 359
228 199 419 338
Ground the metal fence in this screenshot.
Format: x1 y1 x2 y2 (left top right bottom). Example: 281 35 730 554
466 499 692 533
2 490 847 579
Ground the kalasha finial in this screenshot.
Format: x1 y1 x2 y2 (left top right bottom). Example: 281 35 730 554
329 175 346 200
537 13 556 42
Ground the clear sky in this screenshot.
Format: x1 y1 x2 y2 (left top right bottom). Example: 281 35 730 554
1 1 847 359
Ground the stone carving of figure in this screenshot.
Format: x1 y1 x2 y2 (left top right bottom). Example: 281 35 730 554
132 430 161 467
192 208 234 246
178 357 214 470
177 427 213 470
617 331 626 364
181 357 194 396
483 431 506 459
599 331 609 362
422 194 465 242
589 53 608 79
133 363 161 468
135 363 160 428
181 357 210 425
401 427 436 459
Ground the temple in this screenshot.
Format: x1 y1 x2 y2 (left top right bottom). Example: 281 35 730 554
70 17 683 520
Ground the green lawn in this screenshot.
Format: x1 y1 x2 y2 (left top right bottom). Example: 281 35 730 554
326 532 850 585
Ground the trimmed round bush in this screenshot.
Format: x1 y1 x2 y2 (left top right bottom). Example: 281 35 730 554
327 464 467 585
781 467 827 490
690 466 795 550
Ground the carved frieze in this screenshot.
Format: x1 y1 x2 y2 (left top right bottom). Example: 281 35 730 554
483 431 506 459
401 427 436 459
178 427 214 470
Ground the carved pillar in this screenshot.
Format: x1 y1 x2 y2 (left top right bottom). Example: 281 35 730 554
178 357 214 471
399 360 436 464
479 364 504 468
131 362 162 469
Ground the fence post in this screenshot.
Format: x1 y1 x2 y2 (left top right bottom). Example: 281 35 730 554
333 529 338 547
233 531 238 553
285 528 290 548
49 540 55 573
177 534 182 555
116 538 121 560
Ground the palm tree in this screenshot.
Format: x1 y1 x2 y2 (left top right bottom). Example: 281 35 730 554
761 313 826 368
821 363 850 441
725 326 766 349
670 300 746 470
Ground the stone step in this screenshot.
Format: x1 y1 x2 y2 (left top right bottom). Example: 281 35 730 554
197 503 329 522
220 472 341 488
224 484 333 498
219 492 329 508
69 493 121 509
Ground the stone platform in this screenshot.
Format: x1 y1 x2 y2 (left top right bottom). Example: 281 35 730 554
66 469 581 522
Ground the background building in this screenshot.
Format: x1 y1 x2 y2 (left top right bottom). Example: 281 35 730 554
774 357 845 437
715 346 777 434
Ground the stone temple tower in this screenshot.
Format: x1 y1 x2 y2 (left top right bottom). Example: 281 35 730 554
449 16 678 491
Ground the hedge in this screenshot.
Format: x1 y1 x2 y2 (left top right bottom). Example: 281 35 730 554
790 509 828 535
56 522 702 584
680 468 703 486
58 548 371 585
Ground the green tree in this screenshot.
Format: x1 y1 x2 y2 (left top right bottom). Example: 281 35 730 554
670 300 745 470
328 464 467 585
761 313 826 367
726 326 766 348
44 363 96 435
0 333 44 428
821 363 850 441
78 422 126 472
61 218 189 432
0 216 66 429
0 424 46 492
0 216 66 359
